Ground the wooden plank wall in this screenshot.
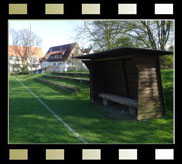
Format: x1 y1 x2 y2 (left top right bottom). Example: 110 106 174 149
124 60 138 99
92 59 129 100
91 58 139 102
132 55 165 120
108 60 128 96
91 60 110 101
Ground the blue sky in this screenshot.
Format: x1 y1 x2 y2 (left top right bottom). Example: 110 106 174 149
9 20 86 54
9 20 174 54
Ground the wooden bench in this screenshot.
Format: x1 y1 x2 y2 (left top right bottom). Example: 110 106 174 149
98 93 138 116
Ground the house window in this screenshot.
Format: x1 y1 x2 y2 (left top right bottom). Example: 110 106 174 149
15 57 20 62
49 56 53 60
32 57 38 64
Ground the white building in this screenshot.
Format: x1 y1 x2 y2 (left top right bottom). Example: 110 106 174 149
9 45 44 73
82 48 94 55
41 43 87 72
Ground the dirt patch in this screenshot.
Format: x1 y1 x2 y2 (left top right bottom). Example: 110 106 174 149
94 101 136 120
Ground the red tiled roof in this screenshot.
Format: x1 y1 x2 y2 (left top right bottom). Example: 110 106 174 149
43 50 66 60
9 45 44 59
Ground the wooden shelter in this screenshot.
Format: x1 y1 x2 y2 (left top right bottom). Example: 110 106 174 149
74 47 173 120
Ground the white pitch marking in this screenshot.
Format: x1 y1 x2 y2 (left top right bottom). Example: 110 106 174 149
16 78 87 144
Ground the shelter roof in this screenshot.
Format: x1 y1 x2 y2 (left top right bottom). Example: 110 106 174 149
74 47 173 60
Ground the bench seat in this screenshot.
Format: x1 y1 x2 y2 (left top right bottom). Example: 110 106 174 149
98 93 138 116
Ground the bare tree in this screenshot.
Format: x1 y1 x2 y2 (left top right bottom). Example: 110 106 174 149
10 28 42 73
75 20 173 68
123 20 173 50
123 20 174 68
75 20 173 51
75 20 137 51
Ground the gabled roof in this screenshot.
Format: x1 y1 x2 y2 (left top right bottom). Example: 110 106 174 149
42 43 81 62
9 45 44 59
47 43 77 53
74 47 173 60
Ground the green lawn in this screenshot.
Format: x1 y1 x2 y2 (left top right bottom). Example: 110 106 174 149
9 69 173 144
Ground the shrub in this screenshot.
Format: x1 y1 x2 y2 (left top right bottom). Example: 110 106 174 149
19 65 29 75
160 55 173 69
10 72 18 76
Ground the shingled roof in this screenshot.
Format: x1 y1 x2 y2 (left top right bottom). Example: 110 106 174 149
42 43 81 62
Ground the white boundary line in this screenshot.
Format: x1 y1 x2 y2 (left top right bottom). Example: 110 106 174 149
16 78 87 144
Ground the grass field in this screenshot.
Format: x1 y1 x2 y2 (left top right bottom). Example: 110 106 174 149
9 69 174 144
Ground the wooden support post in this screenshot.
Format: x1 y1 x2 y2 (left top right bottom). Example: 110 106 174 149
128 107 136 116
122 60 130 98
103 99 108 106
90 60 94 103
156 56 166 116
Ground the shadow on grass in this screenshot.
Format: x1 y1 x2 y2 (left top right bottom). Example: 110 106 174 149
9 72 174 144
9 95 173 143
